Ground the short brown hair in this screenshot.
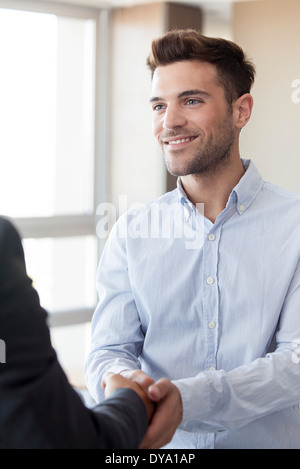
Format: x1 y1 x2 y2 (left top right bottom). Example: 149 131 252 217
146 29 255 104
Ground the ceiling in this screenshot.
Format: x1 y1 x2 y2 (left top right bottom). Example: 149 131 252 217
45 0 254 20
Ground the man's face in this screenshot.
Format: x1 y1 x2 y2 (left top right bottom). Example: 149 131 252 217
150 60 237 177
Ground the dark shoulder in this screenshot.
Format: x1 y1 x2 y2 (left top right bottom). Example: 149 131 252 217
0 216 21 239
0 217 24 264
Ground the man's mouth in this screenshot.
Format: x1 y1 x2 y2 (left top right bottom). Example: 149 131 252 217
163 136 197 146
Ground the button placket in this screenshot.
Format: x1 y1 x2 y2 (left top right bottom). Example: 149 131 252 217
202 229 219 372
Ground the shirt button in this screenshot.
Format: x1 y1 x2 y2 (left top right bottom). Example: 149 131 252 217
239 204 245 212
208 321 216 329
208 366 216 371
206 277 214 285
208 233 216 241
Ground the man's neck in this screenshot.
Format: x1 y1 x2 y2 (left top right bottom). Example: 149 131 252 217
180 156 245 223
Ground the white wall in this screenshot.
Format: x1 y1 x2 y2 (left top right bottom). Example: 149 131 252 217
109 3 166 210
233 0 300 192
202 1 233 40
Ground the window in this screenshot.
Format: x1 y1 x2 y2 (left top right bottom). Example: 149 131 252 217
0 0 110 388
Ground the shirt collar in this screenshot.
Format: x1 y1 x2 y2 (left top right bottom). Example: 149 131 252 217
177 178 190 204
233 159 264 215
177 158 264 216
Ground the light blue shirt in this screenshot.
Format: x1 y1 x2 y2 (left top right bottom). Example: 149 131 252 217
86 159 300 449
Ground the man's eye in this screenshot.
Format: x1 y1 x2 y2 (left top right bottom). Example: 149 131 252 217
153 104 165 111
186 99 201 105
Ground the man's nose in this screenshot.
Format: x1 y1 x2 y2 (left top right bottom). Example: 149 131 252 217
163 105 187 129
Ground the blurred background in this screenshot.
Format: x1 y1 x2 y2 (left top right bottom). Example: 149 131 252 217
0 0 299 394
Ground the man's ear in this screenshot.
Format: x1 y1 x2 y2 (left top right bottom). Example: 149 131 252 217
233 93 253 129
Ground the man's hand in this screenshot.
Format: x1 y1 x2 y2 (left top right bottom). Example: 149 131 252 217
120 369 155 392
139 378 183 449
118 370 183 449
101 372 155 421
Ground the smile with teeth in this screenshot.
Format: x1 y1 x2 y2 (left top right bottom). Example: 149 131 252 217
165 136 197 145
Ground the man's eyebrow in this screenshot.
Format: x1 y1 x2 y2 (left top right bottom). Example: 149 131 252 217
178 89 211 99
149 89 211 103
149 96 163 103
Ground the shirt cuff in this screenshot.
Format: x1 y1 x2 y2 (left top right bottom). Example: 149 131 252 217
173 375 211 432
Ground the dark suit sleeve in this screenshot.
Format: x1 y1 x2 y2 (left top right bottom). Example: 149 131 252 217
0 217 148 448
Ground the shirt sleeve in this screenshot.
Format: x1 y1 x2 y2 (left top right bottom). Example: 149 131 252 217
86 215 144 403
174 258 300 433
91 388 148 448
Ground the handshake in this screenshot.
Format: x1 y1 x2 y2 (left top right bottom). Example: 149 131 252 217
102 370 183 449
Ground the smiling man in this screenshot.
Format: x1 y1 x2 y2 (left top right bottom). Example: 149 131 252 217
86 30 300 449
150 58 252 223
151 63 236 177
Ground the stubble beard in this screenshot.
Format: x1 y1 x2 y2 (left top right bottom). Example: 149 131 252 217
162 113 236 178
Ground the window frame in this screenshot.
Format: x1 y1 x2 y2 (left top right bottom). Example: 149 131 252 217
0 0 111 327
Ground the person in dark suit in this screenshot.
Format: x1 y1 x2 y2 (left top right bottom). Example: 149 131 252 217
0 216 155 449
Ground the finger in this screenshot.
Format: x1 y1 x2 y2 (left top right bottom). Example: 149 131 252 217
148 377 170 401
134 373 155 390
122 369 155 391
147 383 162 401
101 371 114 389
